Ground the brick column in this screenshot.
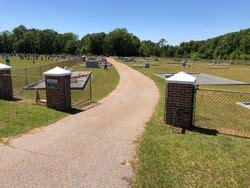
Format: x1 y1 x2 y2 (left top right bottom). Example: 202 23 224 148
43 67 72 111
0 64 13 100
165 72 196 129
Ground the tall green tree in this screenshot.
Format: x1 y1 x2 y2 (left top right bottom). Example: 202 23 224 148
81 32 106 55
0 31 14 53
54 32 79 54
139 40 157 57
37 29 58 54
103 28 140 56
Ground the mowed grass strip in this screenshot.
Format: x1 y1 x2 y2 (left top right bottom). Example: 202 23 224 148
126 58 250 187
1 56 55 69
0 61 119 139
72 64 120 103
17 64 119 104
195 89 250 137
0 100 66 138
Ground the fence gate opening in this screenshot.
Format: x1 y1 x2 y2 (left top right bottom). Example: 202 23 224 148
194 88 250 138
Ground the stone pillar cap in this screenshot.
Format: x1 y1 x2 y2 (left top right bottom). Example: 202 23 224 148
0 63 11 70
167 71 197 84
43 66 72 77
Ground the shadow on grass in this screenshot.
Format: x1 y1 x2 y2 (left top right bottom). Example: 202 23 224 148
65 108 84 114
190 125 218 136
10 98 22 102
168 125 218 136
190 125 250 139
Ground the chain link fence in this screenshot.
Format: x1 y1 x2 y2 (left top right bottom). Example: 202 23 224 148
194 88 250 138
1 59 92 107
11 59 80 92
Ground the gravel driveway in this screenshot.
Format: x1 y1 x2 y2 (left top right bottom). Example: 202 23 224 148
0 58 159 187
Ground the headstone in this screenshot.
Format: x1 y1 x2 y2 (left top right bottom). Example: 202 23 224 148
85 60 100 68
5 58 10 66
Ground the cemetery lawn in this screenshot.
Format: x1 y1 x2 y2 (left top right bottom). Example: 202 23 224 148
128 58 250 187
0 62 119 139
1 56 55 69
18 64 120 104
0 100 67 139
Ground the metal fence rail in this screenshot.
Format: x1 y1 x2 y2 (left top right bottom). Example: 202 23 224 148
10 59 80 91
11 59 80 79
1 59 92 106
194 88 250 138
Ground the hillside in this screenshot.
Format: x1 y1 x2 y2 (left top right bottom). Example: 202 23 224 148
171 28 250 60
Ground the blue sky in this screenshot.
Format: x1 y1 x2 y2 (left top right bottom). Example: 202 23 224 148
0 0 249 45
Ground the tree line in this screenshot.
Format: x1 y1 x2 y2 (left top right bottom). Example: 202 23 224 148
0 25 249 60
172 29 250 60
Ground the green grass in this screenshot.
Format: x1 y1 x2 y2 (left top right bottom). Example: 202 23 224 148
0 60 119 139
2 56 119 105
3 56 64 91
195 89 250 137
8 57 77 90
71 64 119 104
1 56 55 69
125 58 250 187
17 64 119 104
0 100 67 138
129 59 250 136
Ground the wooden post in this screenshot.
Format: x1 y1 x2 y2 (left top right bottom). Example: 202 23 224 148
35 89 40 104
39 66 42 78
24 68 28 85
89 74 92 101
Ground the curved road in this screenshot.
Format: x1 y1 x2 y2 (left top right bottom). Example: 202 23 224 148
0 58 159 187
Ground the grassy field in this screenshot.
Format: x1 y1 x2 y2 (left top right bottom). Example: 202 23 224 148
1 56 55 69
17 64 119 104
8 57 77 91
0 58 119 139
195 89 250 137
130 59 250 137
122 58 250 187
0 100 67 139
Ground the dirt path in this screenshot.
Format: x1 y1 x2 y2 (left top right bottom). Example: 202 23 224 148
0 58 159 187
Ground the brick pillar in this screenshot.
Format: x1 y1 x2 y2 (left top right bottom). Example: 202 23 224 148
165 72 196 129
0 64 13 100
43 67 72 111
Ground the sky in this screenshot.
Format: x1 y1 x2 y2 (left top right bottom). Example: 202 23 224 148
0 0 249 45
